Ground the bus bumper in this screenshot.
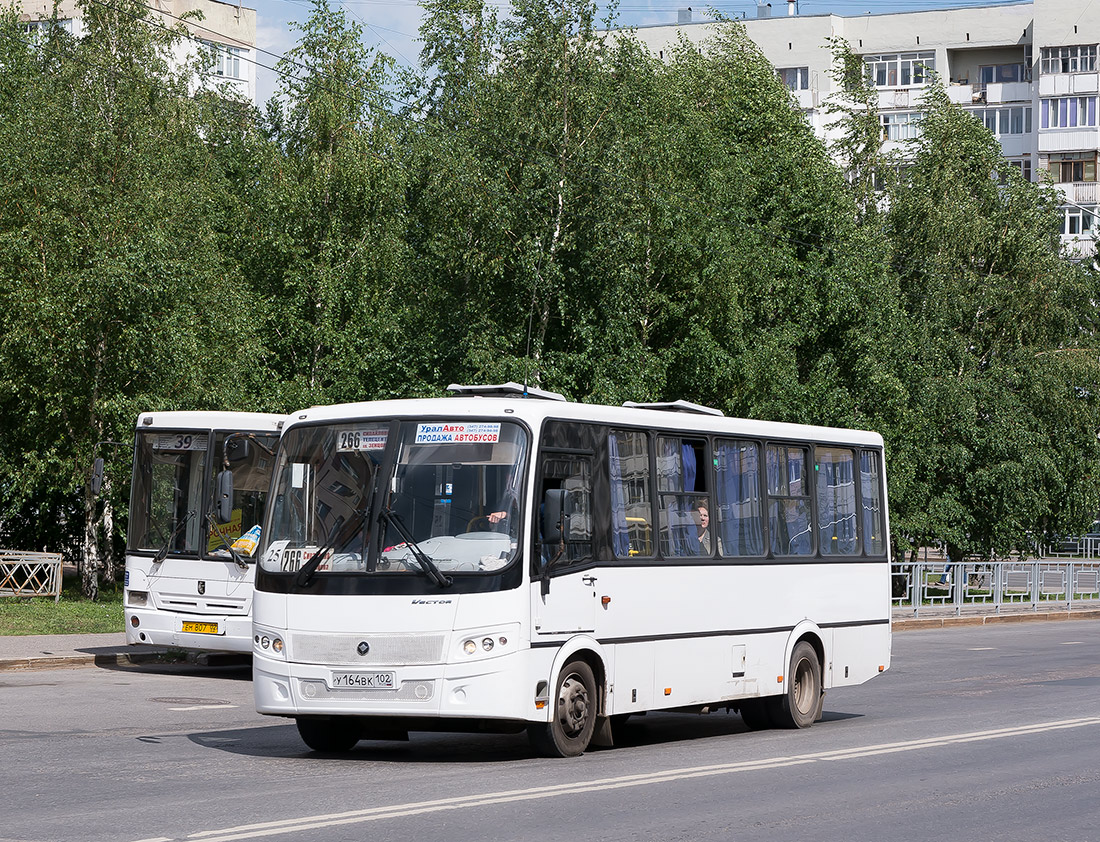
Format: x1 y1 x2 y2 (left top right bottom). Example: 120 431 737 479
124 607 253 653
253 649 536 722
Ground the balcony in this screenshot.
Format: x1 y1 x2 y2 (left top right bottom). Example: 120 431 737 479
792 89 819 110
1039 73 1100 96
1055 182 1100 204
984 82 1033 104
1061 235 1097 260
1038 128 1100 153
948 81 1033 106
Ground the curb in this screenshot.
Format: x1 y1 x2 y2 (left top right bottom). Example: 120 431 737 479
0 649 250 673
893 608 1100 631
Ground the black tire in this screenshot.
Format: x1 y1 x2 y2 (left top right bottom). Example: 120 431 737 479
767 641 822 729
295 717 361 752
738 697 774 730
528 660 597 757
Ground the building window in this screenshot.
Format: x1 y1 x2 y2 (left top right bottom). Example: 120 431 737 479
881 111 922 141
1062 205 1097 236
1001 158 1032 182
864 52 935 88
978 62 1029 89
20 18 73 38
202 41 244 80
970 106 1032 136
1049 153 1097 183
1040 45 1098 75
1041 97 1098 129
778 66 809 91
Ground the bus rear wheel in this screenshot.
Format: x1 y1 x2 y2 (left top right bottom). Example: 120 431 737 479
296 716 361 752
528 660 597 757
767 641 822 729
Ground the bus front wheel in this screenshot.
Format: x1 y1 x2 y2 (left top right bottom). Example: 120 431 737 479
296 716 361 753
767 641 822 729
528 660 597 757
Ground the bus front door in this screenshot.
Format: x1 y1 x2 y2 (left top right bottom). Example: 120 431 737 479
533 569 598 635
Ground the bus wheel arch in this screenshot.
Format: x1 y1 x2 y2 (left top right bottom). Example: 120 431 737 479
529 641 607 757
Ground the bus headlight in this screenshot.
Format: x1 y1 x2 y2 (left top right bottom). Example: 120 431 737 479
254 628 286 659
127 590 148 607
456 626 519 659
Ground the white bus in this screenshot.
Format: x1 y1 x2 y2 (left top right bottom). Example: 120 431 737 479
253 385 891 756
124 411 284 653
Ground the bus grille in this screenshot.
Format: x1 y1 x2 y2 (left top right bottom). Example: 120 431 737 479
290 632 447 665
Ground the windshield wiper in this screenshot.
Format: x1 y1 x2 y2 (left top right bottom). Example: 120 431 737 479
205 513 248 570
296 508 369 588
379 507 453 588
153 511 195 563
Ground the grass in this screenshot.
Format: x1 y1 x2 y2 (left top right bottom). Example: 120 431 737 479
0 581 124 636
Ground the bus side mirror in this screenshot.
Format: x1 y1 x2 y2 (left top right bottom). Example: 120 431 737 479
216 469 234 523
225 437 251 463
542 489 571 545
91 458 104 497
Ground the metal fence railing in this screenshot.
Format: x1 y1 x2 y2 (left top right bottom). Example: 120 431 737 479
0 551 63 601
892 555 1100 617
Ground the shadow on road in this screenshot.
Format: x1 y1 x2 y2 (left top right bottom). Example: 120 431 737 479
184 708 864 763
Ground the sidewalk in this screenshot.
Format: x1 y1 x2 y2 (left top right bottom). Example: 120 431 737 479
2 608 1099 672
0 632 247 672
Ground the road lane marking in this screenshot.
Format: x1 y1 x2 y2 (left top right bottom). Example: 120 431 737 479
968 647 995 651
168 705 238 711
140 716 1100 842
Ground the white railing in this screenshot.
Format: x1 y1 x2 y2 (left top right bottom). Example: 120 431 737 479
892 555 1100 617
0 551 63 601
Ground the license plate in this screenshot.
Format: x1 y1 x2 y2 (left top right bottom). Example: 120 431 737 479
181 621 220 635
330 671 396 689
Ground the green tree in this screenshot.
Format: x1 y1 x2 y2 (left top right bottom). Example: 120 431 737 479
225 0 416 411
885 86 1100 560
0 1 256 597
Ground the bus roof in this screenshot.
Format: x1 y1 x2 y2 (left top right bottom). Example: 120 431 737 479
284 395 884 448
135 411 285 432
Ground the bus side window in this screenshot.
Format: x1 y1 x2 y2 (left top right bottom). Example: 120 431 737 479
609 431 652 558
656 436 710 558
766 444 813 556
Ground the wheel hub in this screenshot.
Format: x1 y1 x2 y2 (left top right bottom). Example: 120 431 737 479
558 675 590 736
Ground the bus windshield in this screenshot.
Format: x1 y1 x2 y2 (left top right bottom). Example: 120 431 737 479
129 431 210 555
261 420 528 578
128 429 279 559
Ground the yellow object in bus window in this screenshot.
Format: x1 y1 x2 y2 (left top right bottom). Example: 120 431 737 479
207 509 243 552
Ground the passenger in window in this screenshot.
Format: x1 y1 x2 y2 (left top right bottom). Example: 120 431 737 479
696 503 711 554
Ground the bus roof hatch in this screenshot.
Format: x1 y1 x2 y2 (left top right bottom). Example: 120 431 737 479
447 382 568 402
622 400 725 417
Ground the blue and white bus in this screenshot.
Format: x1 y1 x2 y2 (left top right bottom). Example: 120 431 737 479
253 385 891 755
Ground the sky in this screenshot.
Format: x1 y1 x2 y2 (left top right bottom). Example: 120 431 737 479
246 0 1033 105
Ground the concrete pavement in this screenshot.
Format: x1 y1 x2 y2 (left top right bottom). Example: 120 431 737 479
2 608 1099 672
0 632 249 672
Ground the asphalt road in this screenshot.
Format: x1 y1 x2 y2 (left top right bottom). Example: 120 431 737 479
3 621 1099 842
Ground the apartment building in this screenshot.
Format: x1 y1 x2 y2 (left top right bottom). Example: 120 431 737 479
630 0 1100 257
13 0 257 104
